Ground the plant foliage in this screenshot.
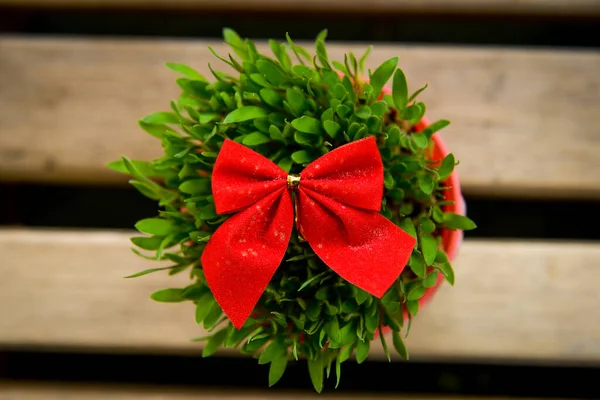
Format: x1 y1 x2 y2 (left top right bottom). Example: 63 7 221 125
110 28 476 392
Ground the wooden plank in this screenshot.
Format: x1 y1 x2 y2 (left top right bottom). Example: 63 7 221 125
0 382 553 400
1 228 600 363
1 38 599 199
1 0 599 17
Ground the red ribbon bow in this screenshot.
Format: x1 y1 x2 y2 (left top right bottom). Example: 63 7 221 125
201 136 416 328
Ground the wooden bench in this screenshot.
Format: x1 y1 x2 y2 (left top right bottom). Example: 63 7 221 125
1 18 599 400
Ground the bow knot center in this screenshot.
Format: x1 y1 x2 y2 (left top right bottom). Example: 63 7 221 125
287 174 301 190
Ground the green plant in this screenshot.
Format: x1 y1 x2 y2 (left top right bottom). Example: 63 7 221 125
109 28 476 392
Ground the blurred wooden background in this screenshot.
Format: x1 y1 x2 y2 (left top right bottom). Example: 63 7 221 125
0 0 599 398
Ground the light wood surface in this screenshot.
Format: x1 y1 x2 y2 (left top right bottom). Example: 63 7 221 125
0 382 554 400
0 0 599 17
1 37 599 199
1 228 599 362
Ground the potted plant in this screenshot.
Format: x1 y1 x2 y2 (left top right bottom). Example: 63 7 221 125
109 29 476 392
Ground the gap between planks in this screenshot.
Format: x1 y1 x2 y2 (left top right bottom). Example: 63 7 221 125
0 37 599 199
0 0 599 17
1 228 599 363
0 381 562 400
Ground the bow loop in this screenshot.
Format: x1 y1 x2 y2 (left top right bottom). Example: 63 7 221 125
211 139 287 214
301 137 384 212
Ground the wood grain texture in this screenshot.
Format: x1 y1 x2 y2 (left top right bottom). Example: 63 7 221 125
1 37 600 198
0 382 554 400
1 0 599 17
1 228 600 362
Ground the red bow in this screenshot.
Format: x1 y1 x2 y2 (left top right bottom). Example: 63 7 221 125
201 137 416 328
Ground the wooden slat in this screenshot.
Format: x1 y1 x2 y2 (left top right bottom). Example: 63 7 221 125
1 228 600 362
1 0 599 17
0 382 551 400
1 38 599 199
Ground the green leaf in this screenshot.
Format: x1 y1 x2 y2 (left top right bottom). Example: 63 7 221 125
269 125 285 142
135 218 177 236
358 45 372 74
432 207 444 223
336 104 351 118
150 288 185 302
409 252 426 278
260 88 283 107
195 293 216 324
291 150 314 164
420 234 438 266
165 62 206 81
406 300 419 316
323 120 340 138
197 112 219 124
398 218 417 239
225 325 252 348
259 338 286 365
408 83 428 103
277 157 293 172
243 132 271 146
370 101 388 117
256 59 288 86
130 236 162 251
436 261 455 285
291 116 323 135
365 309 378 333
308 357 324 393
355 106 371 119
384 170 395 189
423 271 439 288
138 121 170 138
386 125 401 147
286 88 305 113
141 111 179 125
438 153 456 181
202 327 228 357
356 340 369 363
418 173 435 195
412 132 428 149
269 353 288 387
332 60 348 75
325 317 342 343
392 68 408 109
335 353 342 388
354 288 369 305
223 28 247 60
369 57 398 98
421 119 450 139
407 286 426 301
443 213 477 230
392 330 409 360
223 106 268 123
419 219 436 234
124 265 175 278
203 303 223 329
297 271 326 292
315 34 331 69
379 325 391 362
401 102 426 124
179 179 211 195
108 159 157 177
